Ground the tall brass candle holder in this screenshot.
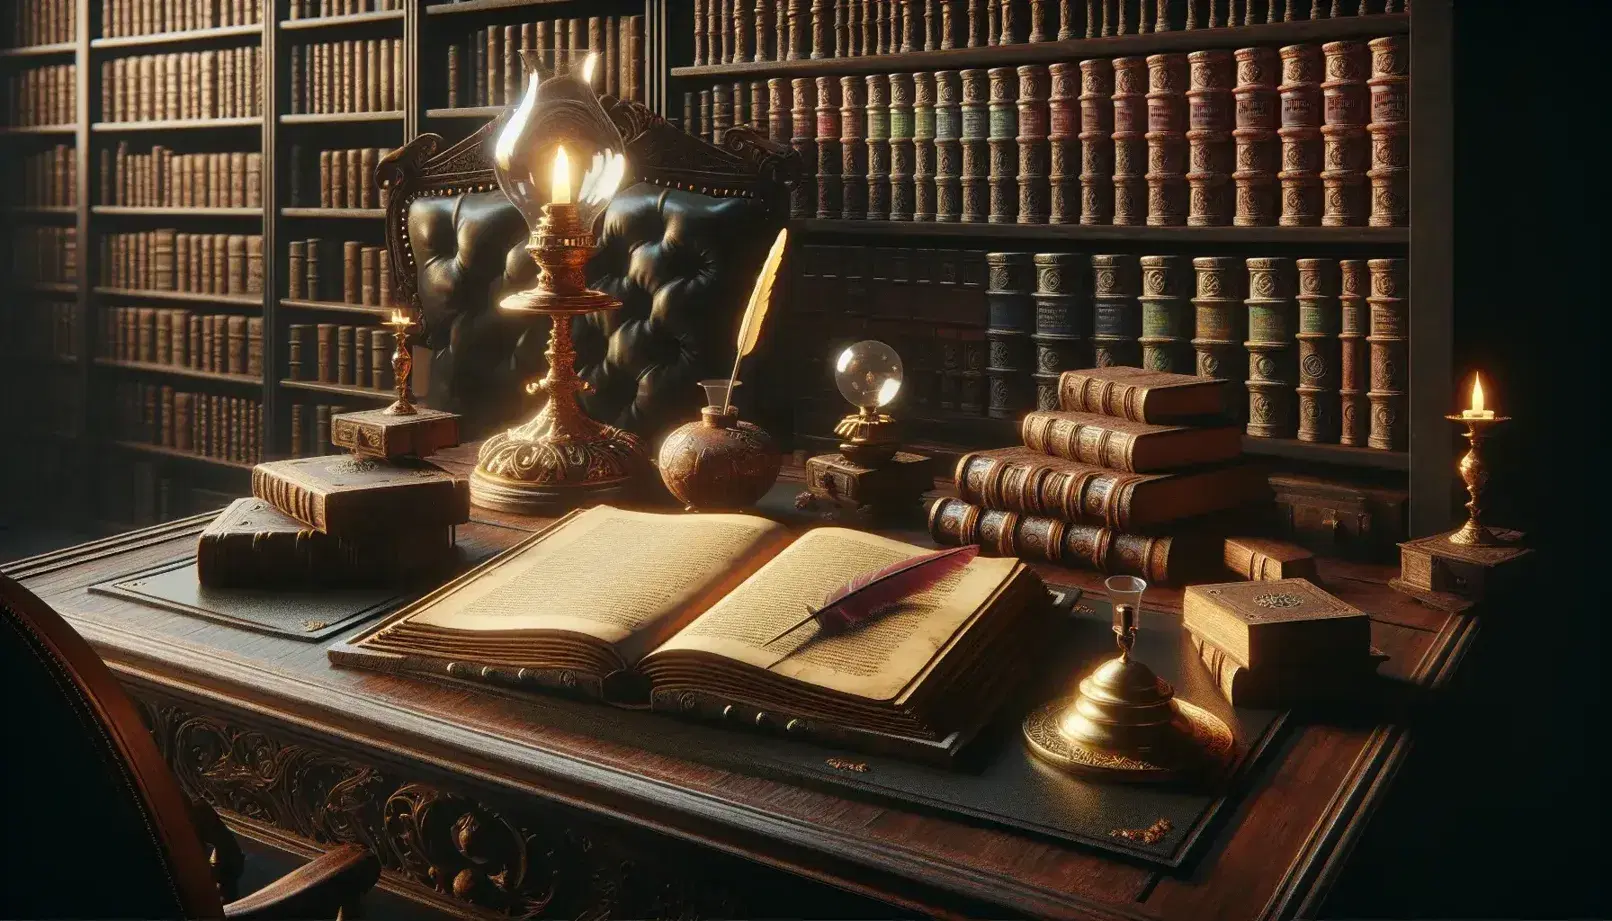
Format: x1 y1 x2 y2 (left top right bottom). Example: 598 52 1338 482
382 310 418 416
330 310 462 460
1022 576 1236 783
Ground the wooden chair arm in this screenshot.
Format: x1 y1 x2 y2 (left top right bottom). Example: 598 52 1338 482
222 844 380 921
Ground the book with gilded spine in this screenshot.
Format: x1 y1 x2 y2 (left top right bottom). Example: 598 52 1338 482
1183 577 1370 671
1058 365 1229 423
251 455 470 537
1021 410 1243 472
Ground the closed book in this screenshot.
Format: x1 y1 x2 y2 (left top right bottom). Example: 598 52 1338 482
1221 536 1318 582
1091 253 1140 368
1182 577 1370 671
864 74 891 220
1365 257 1406 451
983 251 1033 418
1020 411 1242 472
888 72 915 220
1076 58 1113 224
1295 257 1340 443
1189 633 1385 708
1059 365 1228 425
337 325 354 384
1233 47 1279 226
316 323 336 382
1110 56 1146 225
1366 36 1407 227
1319 40 1368 227
1186 49 1234 226
226 315 246 374
1337 259 1368 446
955 447 1263 531
1277 44 1322 226
1244 256 1298 439
197 498 457 589
928 496 1200 585
1137 254 1192 373
789 77 817 219
984 66 1016 223
838 76 867 219
371 329 393 391
1144 53 1187 226
933 70 960 221
251 455 470 536
912 72 936 220
958 68 988 222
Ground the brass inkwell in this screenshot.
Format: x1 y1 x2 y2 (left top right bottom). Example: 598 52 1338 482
1023 576 1236 783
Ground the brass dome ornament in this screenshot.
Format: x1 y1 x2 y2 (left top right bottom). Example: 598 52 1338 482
470 50 651 514
1023 576 1237 783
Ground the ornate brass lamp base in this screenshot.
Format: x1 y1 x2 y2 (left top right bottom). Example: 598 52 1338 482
1024 695 1235 783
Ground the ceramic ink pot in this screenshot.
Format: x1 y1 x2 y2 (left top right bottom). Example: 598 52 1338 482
657 382 782 511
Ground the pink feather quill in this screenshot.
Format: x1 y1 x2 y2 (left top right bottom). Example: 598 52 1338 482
762 545 981 646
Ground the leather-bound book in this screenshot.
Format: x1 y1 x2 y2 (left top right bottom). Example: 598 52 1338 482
959 325 986 416
316 323 336 382
1244 257 1298 438
768 78 791 143
928 496 1195 585
137 307 156 361
245 318 263 376
1138 254 1192 373
361 246 379 306
683 91 696 135
1366 36 1407 227
985 67 1017 223
1233 46 1280 226
197 498 456 590
787 0 808 60
305 237 322 300
810 0 829 57
252 456 470 537
1014 65 1049 224
839 76 867 219
814 76 841 218
698 89 712 140
336 325 354 384
1320 40 1368 226
959 69 989 222
1031 253 1088 409
1366 258 1406 451
1192 256 1247 423
788 78 816 218
170 310 189 367
1186 49 1234 226
227 316 246 374
846 0 863 54
175 392 193 452
1221 536 1318 582
864 74 891 220
877 0 893 53
372 330 394 391
1110 56 1146 225
693 0 707 64
1337 259 1368 446
888 73 916 220
1091 253 1140 368
1047 62 1079 223
1144 53 1187 226
933 70 962 222
226 233 247 294
1278 44 1323 226
287 324 310 381
705 0 722 64
212 314 228 371
750 80 768 131
1058 365 1228 423
755 0 774 61
153 228 176 291
1183 578 1369 670
733 3 752 67
1077 58 1113 225
964 0 988 46
984 251 1034 418
833 0 850 56
353 328 370 389
913 72 937 221
1022 410 1242 471
360 147 377 208
1295 258 1340 443
342 240 361 304
315 406 331 454
711 82 732 146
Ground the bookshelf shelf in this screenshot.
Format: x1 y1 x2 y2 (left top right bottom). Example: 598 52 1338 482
90 23 263 51
107 439 255 470
92 116 262 132
280 10 405 31
671 14 1409 80
92 206 265 217
93 286 263 307
20 282 79 295
1239 437 1409 472
279 111 405 124
3 205 78 218
280 379 393 401
0 124 77 136
791 219 1408 246
425 0 580 16
0 42 78 60
280 208 386 219
94 358 262 387
279 298 393 317
425 105 504 120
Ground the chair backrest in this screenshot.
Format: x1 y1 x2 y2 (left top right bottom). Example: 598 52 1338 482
379 97 802 443
1 573 223 920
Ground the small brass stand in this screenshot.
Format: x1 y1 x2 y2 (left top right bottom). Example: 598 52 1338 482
1023 577 1236 783
330 311 461 460
469 199 649 514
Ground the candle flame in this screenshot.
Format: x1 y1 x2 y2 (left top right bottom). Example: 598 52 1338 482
389 310 406 325
551 146 571 205
1470 374 1485 414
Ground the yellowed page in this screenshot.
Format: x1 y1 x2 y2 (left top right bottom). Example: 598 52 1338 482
401 506 789 663
646 528 1016 702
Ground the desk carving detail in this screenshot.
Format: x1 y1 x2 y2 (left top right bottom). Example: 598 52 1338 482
134 696 750 920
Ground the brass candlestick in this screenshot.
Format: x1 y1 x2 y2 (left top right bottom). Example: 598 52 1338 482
382 310 418 416
1443 412 1509 546
469 199 650 514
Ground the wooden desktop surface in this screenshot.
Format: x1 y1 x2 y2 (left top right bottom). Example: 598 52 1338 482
5 448 1472 921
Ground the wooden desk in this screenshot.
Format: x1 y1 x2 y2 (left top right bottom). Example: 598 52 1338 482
5 455 1473 921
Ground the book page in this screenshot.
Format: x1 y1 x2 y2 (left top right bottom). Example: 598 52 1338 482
402 506 790 663
648 528 1017 702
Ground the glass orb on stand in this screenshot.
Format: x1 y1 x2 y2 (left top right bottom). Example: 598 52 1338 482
832 340 905 467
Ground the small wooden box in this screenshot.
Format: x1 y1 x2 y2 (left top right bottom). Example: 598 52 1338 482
804 451 937 516
330 408 460 461
1389 528 1530 613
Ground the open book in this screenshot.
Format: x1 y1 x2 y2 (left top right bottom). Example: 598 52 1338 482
331 506 1048 762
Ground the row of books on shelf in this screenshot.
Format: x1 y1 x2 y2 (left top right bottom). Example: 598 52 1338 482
5 0 75 48
289 38 405 117
4 64 75 128
11 227 78 285
287 238 398 306
289 402 347 458
101 145 263 208
102 48 264 123
289 145 393 210
8 145 76 208
111 381 264 465
286 323 396 392
101 0 263 38
793 244 1406 449
693 0 1403 66
100 229 265 296
690 37 1406 227
102 306 264 377
12 300 77 360
445 15 646 109
287 0 402 18
99 462 240 532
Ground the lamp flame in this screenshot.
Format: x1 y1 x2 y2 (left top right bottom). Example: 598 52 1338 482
1469 374 1485 414
551 146 571 205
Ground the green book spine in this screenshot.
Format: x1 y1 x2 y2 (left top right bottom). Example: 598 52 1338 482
888 72 915 220
864 74 891 220
1244 257 1298 438
912 72 936 221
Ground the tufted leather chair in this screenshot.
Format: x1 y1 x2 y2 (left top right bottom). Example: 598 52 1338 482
380 99 801 446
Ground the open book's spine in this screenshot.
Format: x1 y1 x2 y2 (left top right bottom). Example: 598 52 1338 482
928 497 1178 584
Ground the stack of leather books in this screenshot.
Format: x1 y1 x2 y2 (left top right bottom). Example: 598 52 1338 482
929 366 1267 584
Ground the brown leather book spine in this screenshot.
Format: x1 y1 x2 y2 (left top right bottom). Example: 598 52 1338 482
226 234 245 294
985 67 1016 223
959 68 988 222
785 0 806 61
137 307 156 361
1186 49 1234 226
694 0 707 65
305 237 322 300
769 77 792 143
1138 255 1192 373
1091 254 1140 368
227 315 246 375
933 70 961 222
750 79 768 130
484 25 501 107
1047 62 1079 224
360 246 379 306
318 149 332 207
1191 256 1247 422
170 309 189 367
809 0 829 58
964 0 987 47
1234 46 1280 226
353 328 371 390
711 82 731 146
346 148 362 209
928 497 1178 584
1110 56 1146 225
286 324 306 382
913 72 937 221
785 78 816 218
839 75 867 219
1031 253 1089 408
1337 259 1368 446
1320 40 1368 226
246 234 263 295
1015 64 1049 224
864 74 891 220
1366 36 1407 227
1366 257 1406 450
315 406 331 453
888 73 915 220
316 323 335 382
1144 53 1187 226
698 89 712 140
1278 44 1323 226
1077 58 1113 225
372 330 393 391
360 147 377 208
1244 257 1298 438
337 325 354 385
342 240 361 304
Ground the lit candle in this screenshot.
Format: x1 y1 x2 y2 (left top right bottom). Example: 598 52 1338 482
1461 374 1496 421
551 146 571 205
